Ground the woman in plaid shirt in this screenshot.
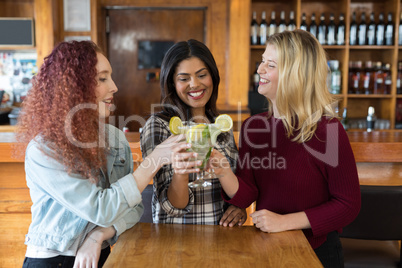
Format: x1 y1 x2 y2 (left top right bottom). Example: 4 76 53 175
140 39 246 226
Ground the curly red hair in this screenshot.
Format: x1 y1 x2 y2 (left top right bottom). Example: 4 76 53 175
16 41 106 182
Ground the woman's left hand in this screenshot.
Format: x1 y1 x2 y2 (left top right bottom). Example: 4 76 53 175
250 209 286 233
220 205 247 227
73 236 102 268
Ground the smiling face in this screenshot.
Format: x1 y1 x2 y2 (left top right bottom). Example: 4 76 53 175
257 45 279 102
95 53 118 119
173 56 213 117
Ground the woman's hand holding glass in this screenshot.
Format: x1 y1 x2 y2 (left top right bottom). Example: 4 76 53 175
207 149 232 176
171 142 201 175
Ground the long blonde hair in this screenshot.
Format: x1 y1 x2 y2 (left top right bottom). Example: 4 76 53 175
266 29 336 143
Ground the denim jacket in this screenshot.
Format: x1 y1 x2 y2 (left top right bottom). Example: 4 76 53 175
24 124 143 252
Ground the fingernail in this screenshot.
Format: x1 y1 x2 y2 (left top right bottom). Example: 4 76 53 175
197 161 202 165
187 143 191 148
193 153 198 157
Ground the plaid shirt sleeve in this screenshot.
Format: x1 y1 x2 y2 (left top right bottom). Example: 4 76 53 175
140 115 195 220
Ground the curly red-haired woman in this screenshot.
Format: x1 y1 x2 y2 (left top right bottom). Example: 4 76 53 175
17 41 188 268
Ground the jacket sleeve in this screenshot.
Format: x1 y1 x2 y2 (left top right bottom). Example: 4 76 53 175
109 135 144 241
25 140 143 229
140 115 195 217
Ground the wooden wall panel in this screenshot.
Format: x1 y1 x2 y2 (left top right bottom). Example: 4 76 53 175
227 0 250 107
0 0 34 17
34 0 55 67
0 214 31 268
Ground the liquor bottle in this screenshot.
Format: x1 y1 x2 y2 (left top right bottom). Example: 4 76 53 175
327 13 336 45
278 11 287 33
376 13 385 45
327 62 332 90
366 106 376 132
300 13 308 31
341 108 348 130
399 12 402 45
251 11 259 45
385 12 394 45
383 63 392 94
348 61 355 93
397 61 402 94
260 11 268 45
329 60 341 94
352 61 362 94
318 13 326 44
337 13 346 45
269 11 277 37
367 12 376 45
252 62 260 92
288 11 296 31
350 12 358 45
358 12 367 45
309 13 317 38
362 61 374 94
373 61 383 94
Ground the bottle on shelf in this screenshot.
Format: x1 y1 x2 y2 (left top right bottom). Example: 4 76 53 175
251 11 259 45
288 11 296 31
376 13 385 45
252 62 260 92
337 13 345 45
300 13 308 31
278 11 287 33
341 108 348 130
399 12 402 45
348 61 355 93
362 61 374 94
269 11 277 37
350 12 358 45
318 13 326 44
352 61 363 94
373 61 384 94
383 63 392 94
260 11 268 45
367 12 376 45
329 60 341 94
309 13 317 38
327 13 336 45
397 61 402 94
366 106 376 132
385 12 394 46
358 12 367 45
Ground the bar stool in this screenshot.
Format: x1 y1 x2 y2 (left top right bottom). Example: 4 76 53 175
340 185 402 268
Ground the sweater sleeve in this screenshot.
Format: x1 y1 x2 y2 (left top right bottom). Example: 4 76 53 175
304 120 361 237
223 118 259 209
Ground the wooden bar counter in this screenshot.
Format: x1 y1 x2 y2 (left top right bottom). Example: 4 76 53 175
0 127 401 267
104 223 323 267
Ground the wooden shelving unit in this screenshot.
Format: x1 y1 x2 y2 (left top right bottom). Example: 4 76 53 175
250 0 402 129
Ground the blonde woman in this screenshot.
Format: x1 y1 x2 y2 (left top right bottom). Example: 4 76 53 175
210 30 361 267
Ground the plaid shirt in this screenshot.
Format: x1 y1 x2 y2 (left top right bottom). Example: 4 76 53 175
140 114 238 225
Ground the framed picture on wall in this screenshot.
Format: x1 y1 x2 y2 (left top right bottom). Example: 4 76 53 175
63 0 91 32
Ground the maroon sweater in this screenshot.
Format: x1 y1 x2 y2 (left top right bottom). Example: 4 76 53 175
225 113 361 249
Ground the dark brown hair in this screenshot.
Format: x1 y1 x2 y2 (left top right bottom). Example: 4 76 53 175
159 39 220 122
